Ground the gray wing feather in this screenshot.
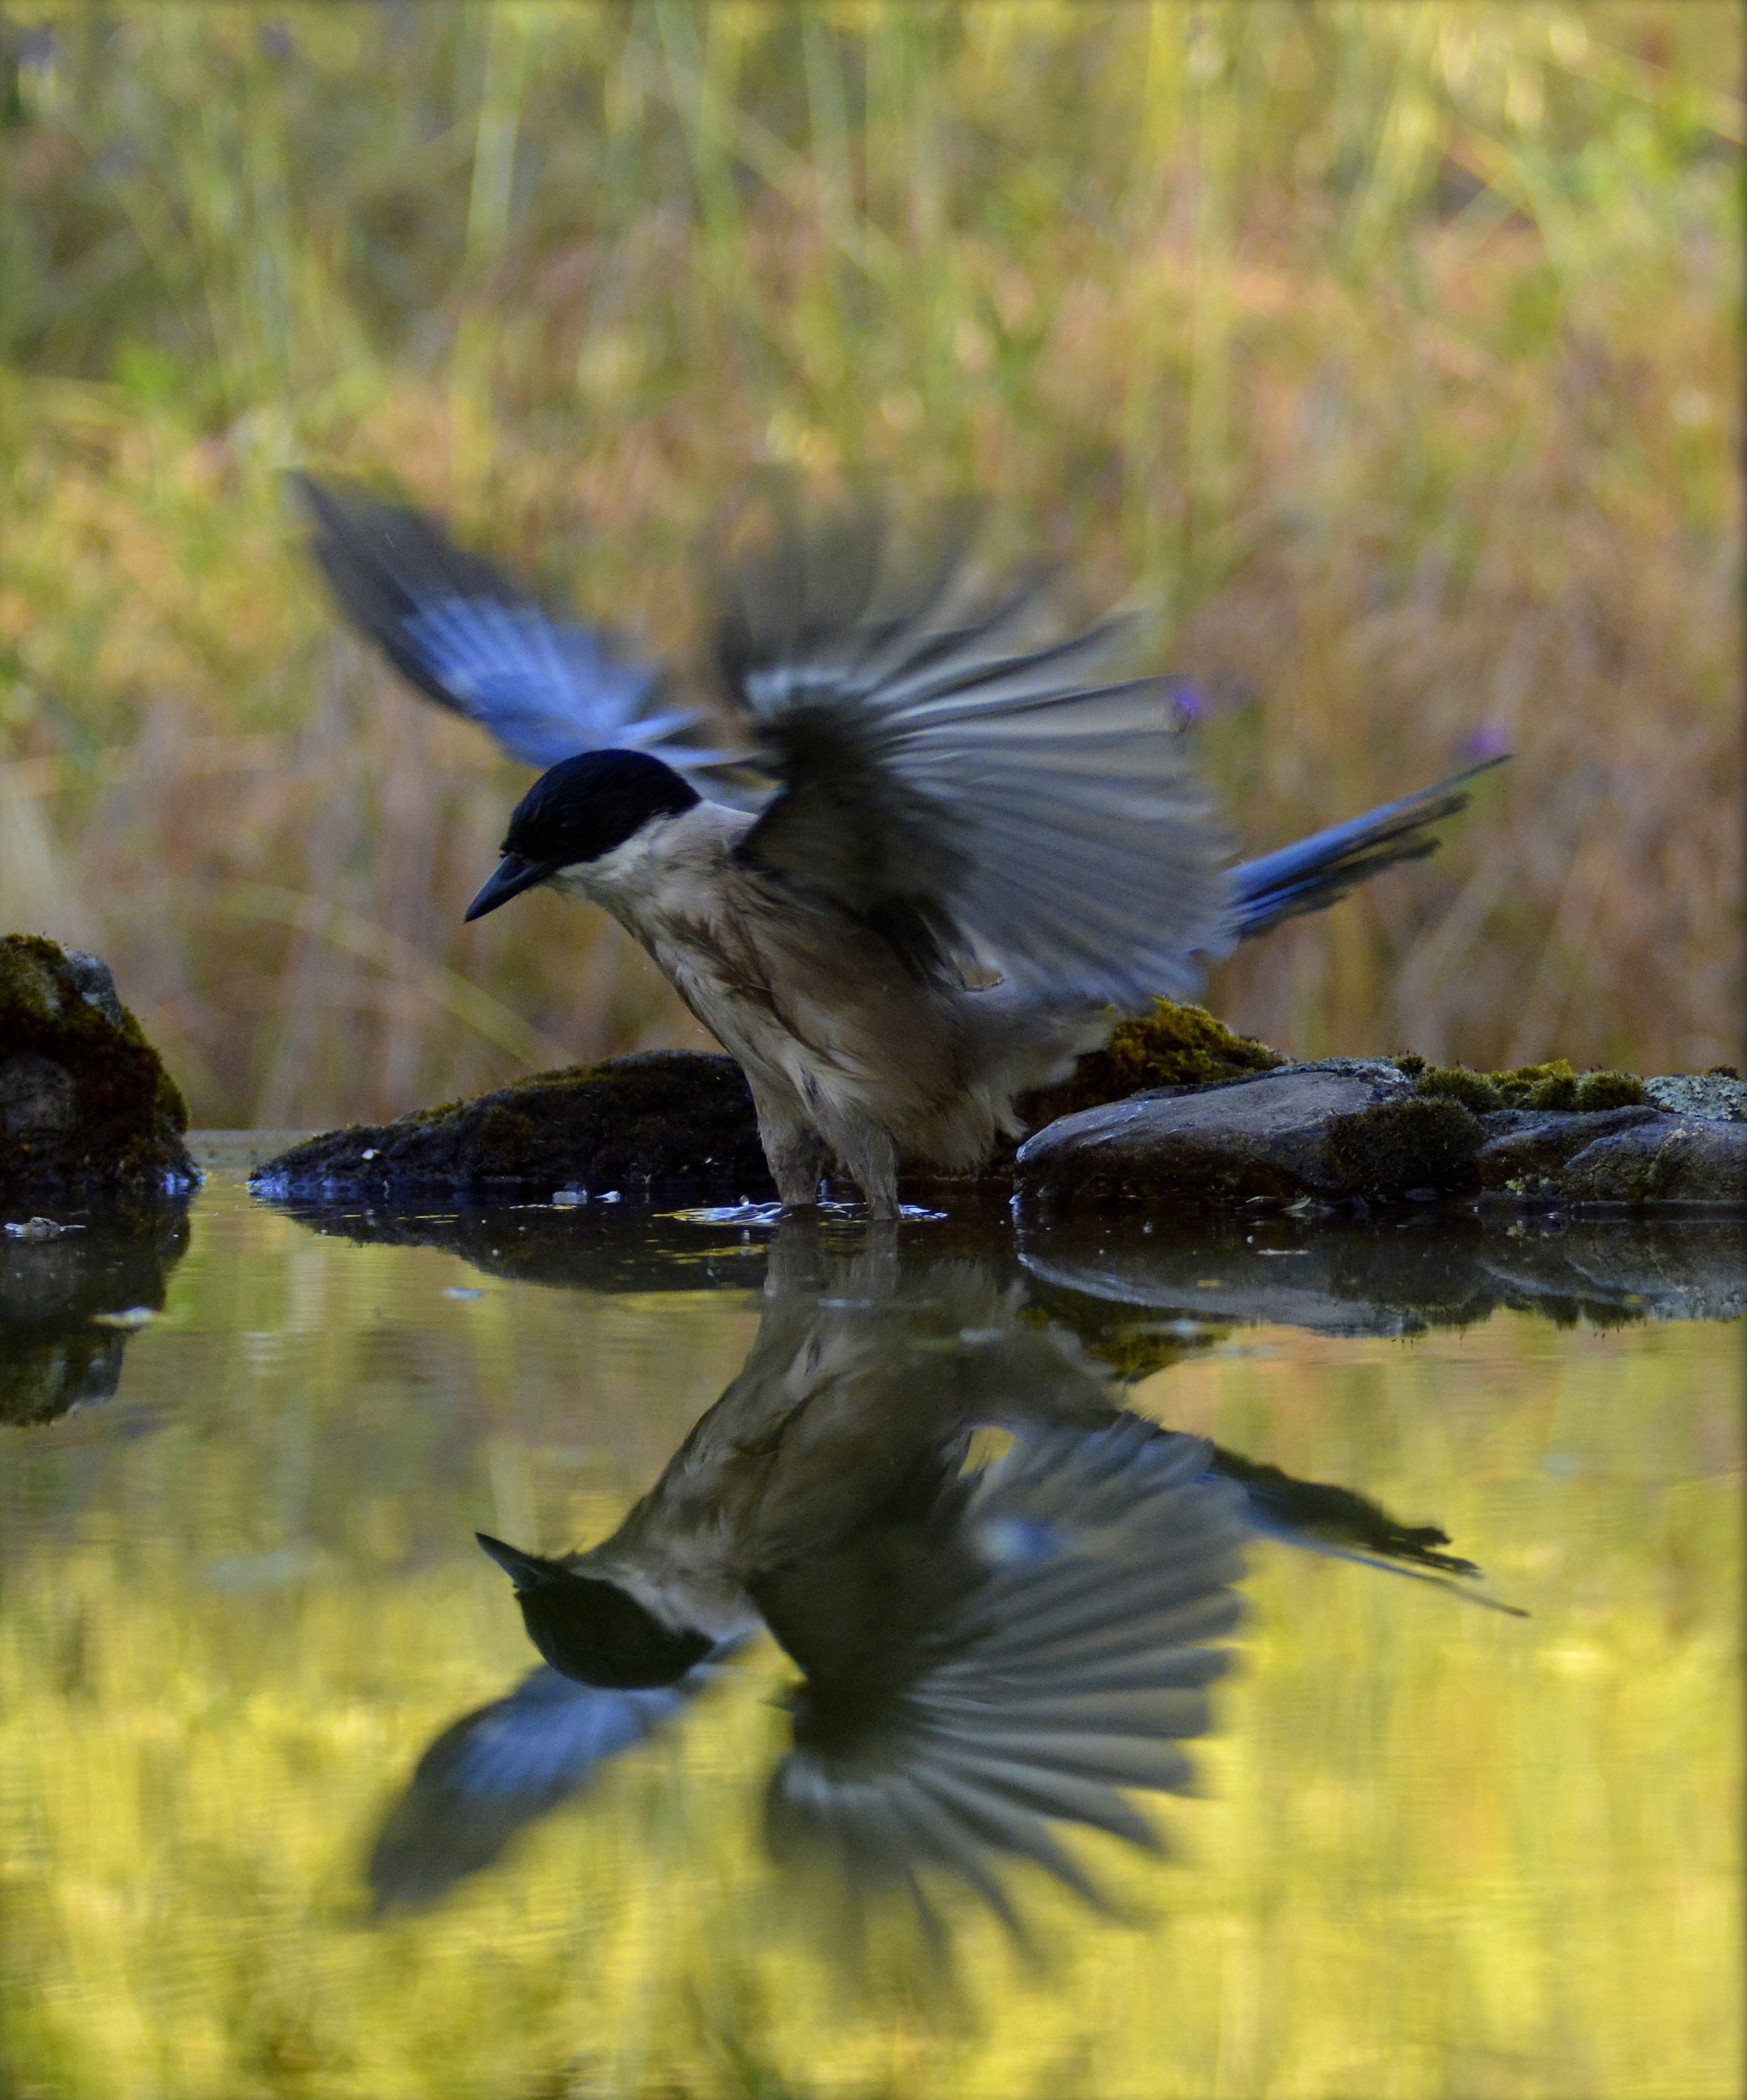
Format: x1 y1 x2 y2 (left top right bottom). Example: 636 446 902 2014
763 1419 1247 1921
715 509 1235 1002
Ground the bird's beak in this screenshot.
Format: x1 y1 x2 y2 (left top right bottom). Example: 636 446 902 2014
476 1533 548 1588
464 854 556 922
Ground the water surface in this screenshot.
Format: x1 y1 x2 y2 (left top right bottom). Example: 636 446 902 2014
2 1159 1739 2100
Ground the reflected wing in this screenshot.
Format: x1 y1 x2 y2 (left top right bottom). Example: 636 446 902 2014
293 476 727 776
1229 760 1507 938
713 503 1233 1003
761 1419 1247 1929
366 1657 728 1913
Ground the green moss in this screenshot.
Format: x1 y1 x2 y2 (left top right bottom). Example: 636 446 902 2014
1400 1055 1647 1115
1572 1070 1649 1110
0 936 194 1197
1019 1000 1285 1131
1411 1064 1507 1112
1326 1095 1486 1198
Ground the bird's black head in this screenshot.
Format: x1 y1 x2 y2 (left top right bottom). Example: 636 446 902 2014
476 1533 715 1688
464 749 700 922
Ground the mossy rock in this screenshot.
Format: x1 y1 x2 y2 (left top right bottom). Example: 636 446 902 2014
1325 1094 1487 1199
253 1051 775 1200
1017 1000 1284 1133
0 936 196 1199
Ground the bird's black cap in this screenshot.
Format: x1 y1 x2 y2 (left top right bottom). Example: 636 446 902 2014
476 1533 715 1688
465 750 700 921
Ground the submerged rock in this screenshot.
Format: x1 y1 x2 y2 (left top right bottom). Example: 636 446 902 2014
0 937 197 1199
253 1051 775 1203
0 1205 190 1425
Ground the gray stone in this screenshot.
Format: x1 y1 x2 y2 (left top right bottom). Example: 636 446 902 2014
1018 1057 1747 1217
1555 1117 1747 1205
1642 1072 1747 1122
1015 1062 1423 1215
62 949 128 1030
1474 1106 1666 1194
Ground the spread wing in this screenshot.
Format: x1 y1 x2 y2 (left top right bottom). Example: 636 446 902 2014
292 475 728 776
712 506 1235 1005
759 1419 1247 1931
365 1657 730 1913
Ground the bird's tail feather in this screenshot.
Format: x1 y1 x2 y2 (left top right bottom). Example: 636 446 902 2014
1229 757 1507 940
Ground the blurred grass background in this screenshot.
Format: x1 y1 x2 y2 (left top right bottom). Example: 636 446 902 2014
0 1 1739 1128
1 1187 1738 2098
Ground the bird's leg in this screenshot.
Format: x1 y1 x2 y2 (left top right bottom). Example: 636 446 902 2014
750 1091 829 1210
832 1123 900 1220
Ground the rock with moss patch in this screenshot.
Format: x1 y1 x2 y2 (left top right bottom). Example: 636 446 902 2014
252 1051 775 1201
1018 1047 1746 1216
0 937 197 1199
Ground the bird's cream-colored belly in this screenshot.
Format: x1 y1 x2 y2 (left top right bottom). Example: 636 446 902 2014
558 804 1103 1169
649 924 939 1133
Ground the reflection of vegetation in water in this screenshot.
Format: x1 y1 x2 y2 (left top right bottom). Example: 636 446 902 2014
1 1195 1737 2097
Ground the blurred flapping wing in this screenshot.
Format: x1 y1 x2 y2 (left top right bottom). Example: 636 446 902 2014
761 1418 1247 1925
713 507 1235 1005
292 475 724 775
366 1657 728 1913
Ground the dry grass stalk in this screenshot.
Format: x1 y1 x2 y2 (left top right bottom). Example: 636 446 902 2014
1 4 1738 1125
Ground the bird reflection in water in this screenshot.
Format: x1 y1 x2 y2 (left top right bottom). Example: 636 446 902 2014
367 1222 1519 1948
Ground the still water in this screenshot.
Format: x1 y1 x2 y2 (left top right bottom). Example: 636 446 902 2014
3 1150 1740 2100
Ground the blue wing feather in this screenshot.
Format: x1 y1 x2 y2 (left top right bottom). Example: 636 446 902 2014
366 1654 734 1913
293 474 732 778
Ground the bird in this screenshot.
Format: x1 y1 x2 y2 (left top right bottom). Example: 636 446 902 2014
294 475 1505 1216
372 1224 1515 1925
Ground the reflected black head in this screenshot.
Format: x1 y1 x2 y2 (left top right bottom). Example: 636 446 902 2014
466 750 700 920
509 749 698 868
476 1534 714 1689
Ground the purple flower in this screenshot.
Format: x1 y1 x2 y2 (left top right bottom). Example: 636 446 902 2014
1167 681 1205 726
259 20 295 61
1457 723 1511 764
